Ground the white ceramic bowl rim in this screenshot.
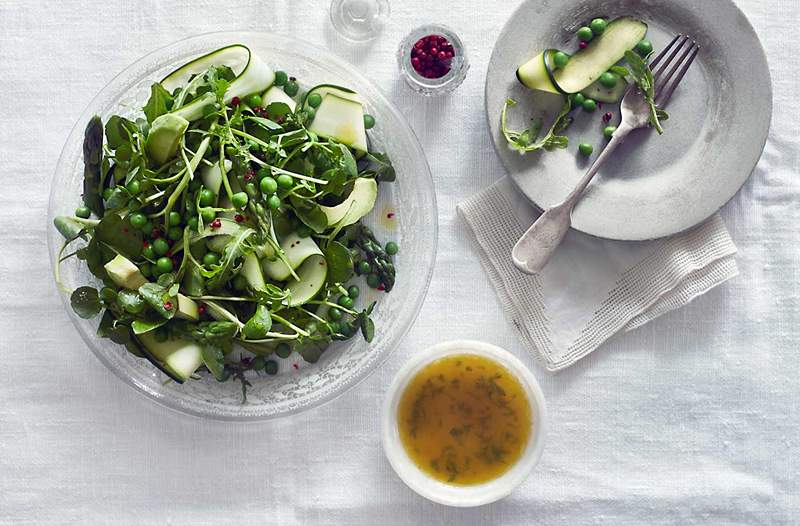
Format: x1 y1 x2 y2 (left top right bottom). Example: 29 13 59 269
382 340 547 507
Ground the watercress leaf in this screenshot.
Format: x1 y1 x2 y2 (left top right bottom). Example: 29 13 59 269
364 300 377 316
105 115 132 150
265 102 292 120
95 214 142 259
363 152 396 182
201 345 226 381
77 238 108 281
71 286 102 319
337 143 358 178
83 116 105 216
138 282 176 319
291 198 328 234
242 304 272 339
325 241 354 284
104 186 130 210
117 289 146 313
360 315 375 343
142 82 174 124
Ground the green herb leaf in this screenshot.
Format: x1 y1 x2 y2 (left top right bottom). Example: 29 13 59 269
138 281 177 319
325 241 354 284
131 314 168 335
242 304 272 339
54 216 87 240
201 345 226 380
104 186 131 210
95 214 142 259
71 286 102 319
143 82 174 124
360 152 396 182
293 201 328 234
624 50 665 134
245 115 283 131
501 98 572 153
360 315 375 343
609 65 630 77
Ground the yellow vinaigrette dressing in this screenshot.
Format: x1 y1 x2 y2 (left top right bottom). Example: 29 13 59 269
397 354 532 485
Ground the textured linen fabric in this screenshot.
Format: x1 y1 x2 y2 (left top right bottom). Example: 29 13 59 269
458 179 738 371
1 0 799 524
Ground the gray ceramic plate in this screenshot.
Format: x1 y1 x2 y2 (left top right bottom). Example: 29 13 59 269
486 0 771 240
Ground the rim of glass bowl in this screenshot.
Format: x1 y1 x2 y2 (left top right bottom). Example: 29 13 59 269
47 31 438 421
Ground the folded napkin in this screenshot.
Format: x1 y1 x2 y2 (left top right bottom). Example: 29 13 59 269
457 177 739 371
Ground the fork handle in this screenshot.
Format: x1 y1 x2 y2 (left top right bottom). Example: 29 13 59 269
511 124 633 274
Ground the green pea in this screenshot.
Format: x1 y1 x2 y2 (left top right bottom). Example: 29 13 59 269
129 212 148 229
283 81 299 97
578 142 594 156
276 174 293 189
366 273 380 288
296 224 313 238
553 51 570 69
251 355 265 371
363 114 375 129
200 208 216 222
338 295 354 309
604 125 617 138
357 261 371 274
577 26 594 42
340 323 354 338
571 92 586 106
126 180 141 196
304 107 316 121
635 39 653 57
167 226 183 241
267 194 281 210
260 176 278 194
168 211 182 227
103 188 113 200
246 94 263 108
140 262 152 278
590 18 607 35
156 257 173 274
142 220 153 234
203 252 220 266
232 192 249 209
307 92 322 108
582 98 597 112
599 72 617 88
275 343 292 358
152 238 170 256
327 307 343 321
273 71 288 86
265 360 279 375
199 189 215 207
232 274 248 291
142 245 155 260
347 285 360 299
385 241 399 255
187 217 199 230
74 205 91 219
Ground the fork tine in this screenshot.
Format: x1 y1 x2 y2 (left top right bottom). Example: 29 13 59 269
652 35 689 82
654 40 698 99
649 34 682 69
655 44 699 106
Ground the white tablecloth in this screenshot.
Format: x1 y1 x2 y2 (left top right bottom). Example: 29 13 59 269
1 1 798 524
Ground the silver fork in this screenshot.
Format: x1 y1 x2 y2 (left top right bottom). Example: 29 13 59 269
511 35 700 274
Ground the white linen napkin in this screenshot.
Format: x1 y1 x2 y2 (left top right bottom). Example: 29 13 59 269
457 177 739 371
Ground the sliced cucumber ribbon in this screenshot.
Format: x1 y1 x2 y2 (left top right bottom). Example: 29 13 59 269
262 233 323 282
163 44 275 121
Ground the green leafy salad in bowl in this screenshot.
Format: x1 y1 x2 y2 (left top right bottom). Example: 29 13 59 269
54 44 402 399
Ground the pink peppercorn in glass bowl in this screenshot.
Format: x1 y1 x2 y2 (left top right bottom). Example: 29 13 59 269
397 25 468 96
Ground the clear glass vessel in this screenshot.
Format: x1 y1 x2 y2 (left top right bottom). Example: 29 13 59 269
48 31 438 421
329 0 390 43
398 24 469 96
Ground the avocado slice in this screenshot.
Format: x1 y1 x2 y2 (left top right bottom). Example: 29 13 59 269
104 254 148 290
175 293 199 321
145 113 189 165
137 332 204 382
319 178 377 228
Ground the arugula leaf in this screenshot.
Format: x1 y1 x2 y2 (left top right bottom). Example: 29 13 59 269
71 286 101 319
246 115 283 132
142 82 174 124
325 241 354 285
199 226 255 290
83 117 105 216
501 98 573 153
95 214 142 259
624 50 667 134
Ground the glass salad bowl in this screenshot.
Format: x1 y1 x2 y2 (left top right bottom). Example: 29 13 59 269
47 31 438 420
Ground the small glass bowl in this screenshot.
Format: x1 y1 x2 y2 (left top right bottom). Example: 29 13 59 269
397 24 469 96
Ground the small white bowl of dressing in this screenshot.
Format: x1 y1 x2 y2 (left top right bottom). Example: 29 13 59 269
381 340 547 507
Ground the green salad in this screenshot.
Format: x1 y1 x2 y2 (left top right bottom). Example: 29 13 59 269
54 44 398 397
